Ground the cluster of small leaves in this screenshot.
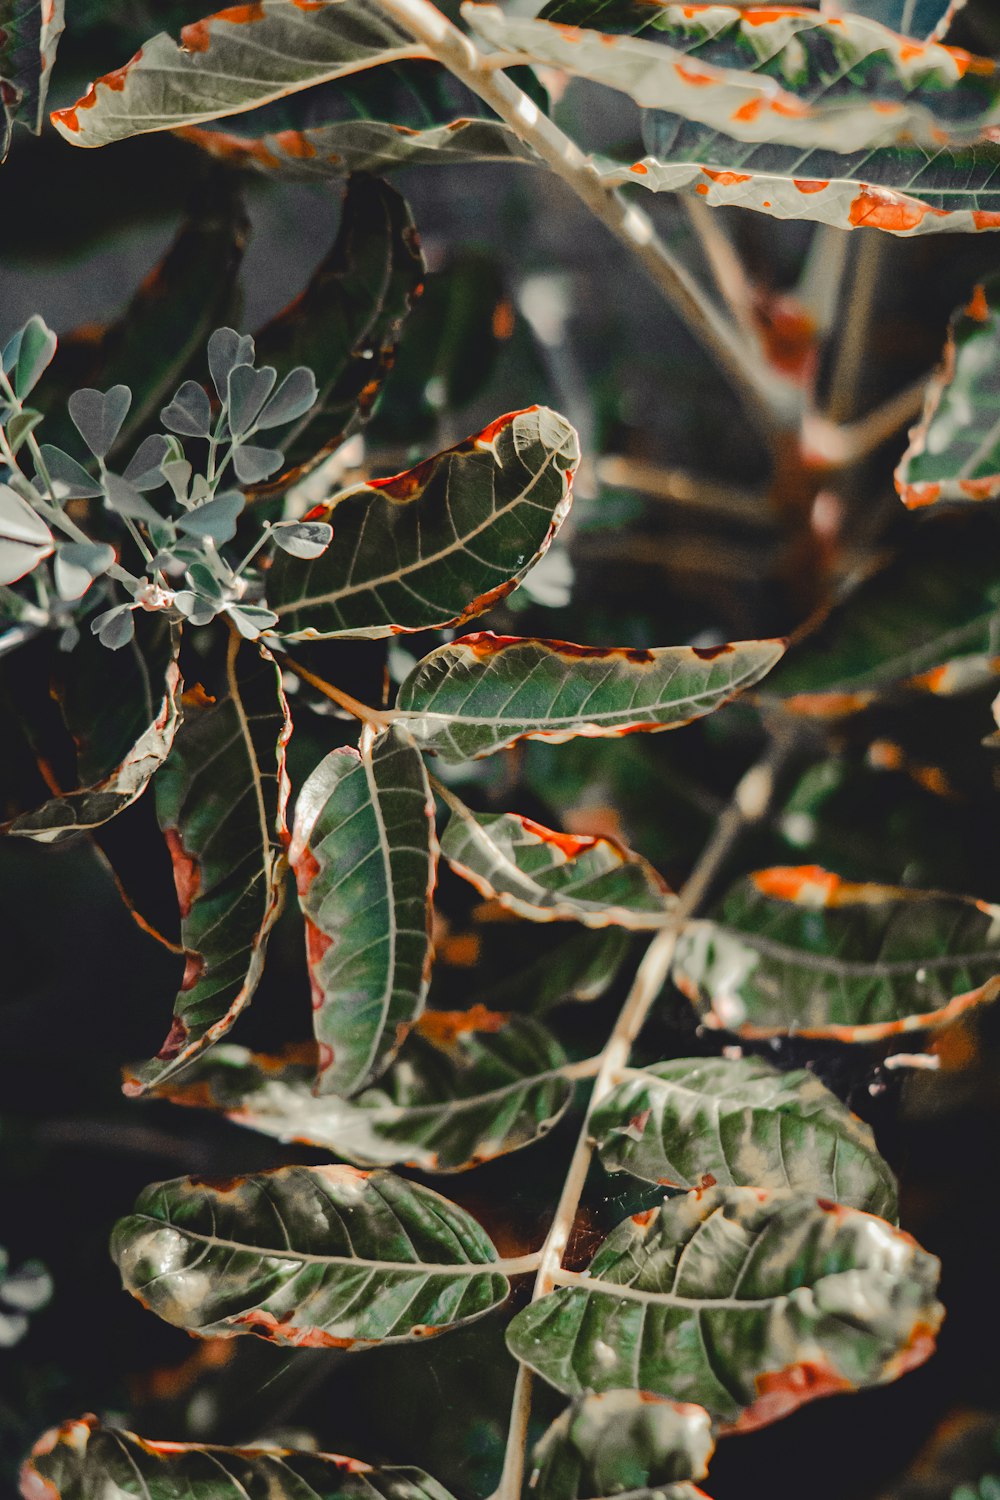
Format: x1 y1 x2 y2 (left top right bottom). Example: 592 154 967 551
0 1248 51 1349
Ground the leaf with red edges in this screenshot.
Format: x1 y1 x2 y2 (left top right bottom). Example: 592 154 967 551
531 1390 714 1500
673 865 1000 1041
122 635 290 1096
269 406 579 639
396 632 786 764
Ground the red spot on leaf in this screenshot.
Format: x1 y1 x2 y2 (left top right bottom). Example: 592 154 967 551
165 827 201 918
752 866 841 903
517 815 598 857
156 1015 190 1062
417 1004 508 1046
690 642 734 661
727 1358 852 1433
182 4 265 52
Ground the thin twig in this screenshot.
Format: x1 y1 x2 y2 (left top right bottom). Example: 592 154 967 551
803 376 928 470
823 232 884 425
275 652 395 730
681 196 760 347
491 734 793 1500
368 0 799 435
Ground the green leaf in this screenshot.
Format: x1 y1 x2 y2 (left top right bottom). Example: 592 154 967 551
111 1164 510 1346
673 865 1000 1042
0 0 65 150
597 127 1000 239
4 314 56 397
174 61 538 179
396 633 786 764
478 926 631 1015
506 1185 942 1428
0 481 52 584
463 2 1000 152
439 790 671 929
762 513 1000 716
269 406 579 641
1 615 182 843
531 1390 714 1500
896 279 1000 506
22 1414 462 1500
290 724 437 1097
122 637 290 1096
154 1005 574 1172
250 173 424 488
51 0 424 147
591 1055 899 1217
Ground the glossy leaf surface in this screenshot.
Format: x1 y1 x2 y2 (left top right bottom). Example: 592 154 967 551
506 1186 942 1428
51 0 420 146
176 61 537 179
20 1415 460 1500
155 1006 573 1171
290 725 437 1097
123 640 290 1095
439 793 671 929
270 406 578 639
531 1390 714 1500
111 1164 509 1346
896 279 1000 506
464 2 999 152
2 618 182 843
591 1055 898 1216
251 173 424 487
397 633 785 764
763 514 1000 715
674 866 1000 1041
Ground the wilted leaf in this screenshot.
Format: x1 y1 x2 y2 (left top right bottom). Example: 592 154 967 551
290 724 437 1097
673 866 1000 1042
111 1164 510 1346
250 173 424 487
896 280 1000 507
531 1390 714 1500
439 791 671 929
122 637 290 1095
155 1006 574 1172
1 616 182 842
1 0 65 151
21 1413 463 1500
270 406 579 640
591 1055 899 1217
396 633 786 764
464 2 1000 153
763 513 1000 716
506 1185 942 1428
51 0 422 147
175 61 538 180
0 482 52 584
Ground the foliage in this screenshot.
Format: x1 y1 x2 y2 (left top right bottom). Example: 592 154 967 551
4 1 1000 1499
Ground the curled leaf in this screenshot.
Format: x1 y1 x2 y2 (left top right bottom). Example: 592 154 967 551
0 483 53 584
531 1390 714 1500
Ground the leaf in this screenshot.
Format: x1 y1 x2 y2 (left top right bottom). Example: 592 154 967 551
439 792 672 929
38 445 104 499
463 1 1000 153
111 1164 510 1346
4 314 56 397
597 128 1000 239
174 60 538 180
122 637 290 1096
479 926 632 1015
21 1413 463 1500
531 1391 715 1500
396 633 786 764
176 491 245 543
762 513 1000 716
896 279 1000 507
506 1185 943 1428
231 442 283 484
53 541 116 601
50 0 423 147
673 866 1000 1042
1 616 182 842
249 173 424 488
68 384 132 459
271 519 333 559
161 377 213 437
154 1006 574 1172
591 1055 899 1217
269 406 579 641
0 0 65 148
290 725 437 1097
0 482 52 584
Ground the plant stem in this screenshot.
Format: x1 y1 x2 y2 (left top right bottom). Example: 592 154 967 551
369 0 798 435
275 651 395 730
491 733 793 1500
